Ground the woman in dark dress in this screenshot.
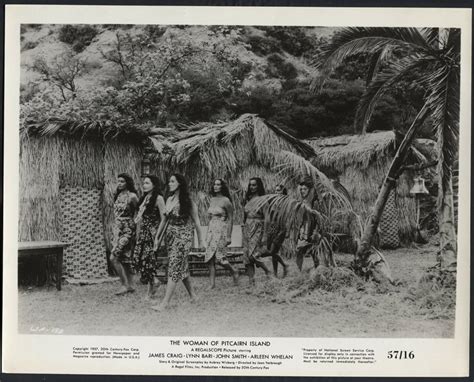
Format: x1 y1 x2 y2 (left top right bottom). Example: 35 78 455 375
151 174 204 311
133 175 165 299
110 173 139 295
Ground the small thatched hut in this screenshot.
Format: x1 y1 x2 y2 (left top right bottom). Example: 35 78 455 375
305 131 437 249
19 119 149 280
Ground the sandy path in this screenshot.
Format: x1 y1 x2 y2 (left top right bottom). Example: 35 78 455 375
18 246 454 338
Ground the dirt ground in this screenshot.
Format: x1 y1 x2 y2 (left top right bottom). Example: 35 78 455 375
18 244 454 337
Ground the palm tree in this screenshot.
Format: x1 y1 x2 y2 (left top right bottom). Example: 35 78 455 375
314 27 460 276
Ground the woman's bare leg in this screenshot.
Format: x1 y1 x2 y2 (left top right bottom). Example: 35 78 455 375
296 248 305 271
110 255 129 294
182 276 197 302
221 262 239 285
208 257 216 289
152 277 177 310
246 263 255 285
272 256 279 276
123 264 135 292
255 258 271 276
147 278 157 298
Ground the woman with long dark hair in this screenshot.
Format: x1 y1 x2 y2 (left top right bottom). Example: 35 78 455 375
204 179 239 288
242 177 271 285
133 175 166 299
151 174 204 311
111 173 139 295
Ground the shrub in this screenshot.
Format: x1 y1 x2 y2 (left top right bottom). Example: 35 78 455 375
58 24 97 53
247 35 282 56
259 26 315 56
144 25 166 40
22 40 38 51
266 53 297 80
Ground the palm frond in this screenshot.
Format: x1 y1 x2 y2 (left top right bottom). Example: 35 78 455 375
272 150 352 210
428 64 460 196
311 27 437 91
446 28 461 56
323 28 436 64
245 194 322 233
365 45 394 86
355 55 437 133
423 27 440 49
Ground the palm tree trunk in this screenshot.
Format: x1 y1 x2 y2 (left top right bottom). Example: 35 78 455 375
437 173 457 269
355 105 429 280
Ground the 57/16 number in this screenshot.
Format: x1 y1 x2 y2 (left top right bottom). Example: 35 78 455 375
387 351 415 359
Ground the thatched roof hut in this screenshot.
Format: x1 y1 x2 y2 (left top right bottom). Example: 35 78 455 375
305 131 437 248
148 114 318 224
20 119 148 279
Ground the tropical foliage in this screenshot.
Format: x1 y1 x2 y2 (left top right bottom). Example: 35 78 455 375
314 27 460 274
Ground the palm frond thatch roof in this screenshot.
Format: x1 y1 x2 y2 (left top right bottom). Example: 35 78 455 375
149 114 317 190
21 118 157 143
305 130 396 171
149 114 315 157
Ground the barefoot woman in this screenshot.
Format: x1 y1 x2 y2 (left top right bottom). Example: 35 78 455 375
242 177 271 285
133 175 165 299
110 173 139 295
152 174 204 310
205 179 239 288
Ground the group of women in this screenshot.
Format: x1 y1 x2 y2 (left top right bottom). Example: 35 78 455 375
110 172 319 311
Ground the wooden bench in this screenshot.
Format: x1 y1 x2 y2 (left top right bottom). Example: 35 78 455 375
18 241 68 291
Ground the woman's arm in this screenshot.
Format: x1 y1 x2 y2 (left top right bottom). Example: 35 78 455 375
190 202 204 248
261 209 270 249
225 199 233 244
156 195 166 222
153 214 169 251
130 193 139 215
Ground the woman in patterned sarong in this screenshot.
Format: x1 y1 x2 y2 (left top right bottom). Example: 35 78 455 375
151 174 204 311
204 179 239 289
242 177 271 285
133 175 165 299
111 173 139 295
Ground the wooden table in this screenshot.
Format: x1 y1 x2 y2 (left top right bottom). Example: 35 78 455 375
18 241 68 291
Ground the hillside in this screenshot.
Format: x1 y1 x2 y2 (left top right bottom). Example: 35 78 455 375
20 24 410 138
